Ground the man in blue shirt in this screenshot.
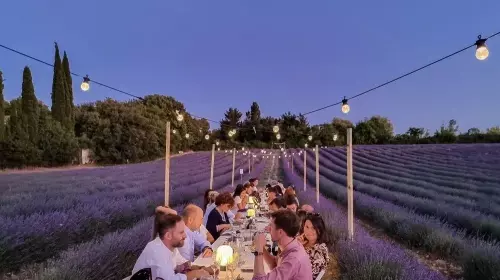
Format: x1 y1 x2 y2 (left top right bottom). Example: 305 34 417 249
178 204 213 262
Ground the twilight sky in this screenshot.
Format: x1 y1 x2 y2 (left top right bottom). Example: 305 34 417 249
1 0 499 134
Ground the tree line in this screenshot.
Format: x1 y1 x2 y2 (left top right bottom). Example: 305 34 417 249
1 46 499 169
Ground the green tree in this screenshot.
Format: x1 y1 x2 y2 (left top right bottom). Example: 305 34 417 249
331 118 354 145
62 51 74 131
21 66 39 143
51 42 66 125
0 71 4 140
434 119 459 143
467 127 481 135
220 107 242 143
486 126 500 135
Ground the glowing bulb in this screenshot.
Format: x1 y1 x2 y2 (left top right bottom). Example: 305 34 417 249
475 35 489 61
242 147 245 151
172 129 177 134
276 133 281 140
80 75 90 91
308 135 312 141
205 134 210 140
185 133 190 139
273 125 279 133
217 148 221 151
305 143 308 148
341 97 350 114
216 140 220 146
175 110 184 122
333 134 338 141
476 45 489 60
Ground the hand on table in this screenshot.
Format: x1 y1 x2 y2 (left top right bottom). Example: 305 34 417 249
186 269 209 279
202 247 213 258
220 224 232 232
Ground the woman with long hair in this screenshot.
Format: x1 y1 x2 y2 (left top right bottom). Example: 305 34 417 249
232 183 252 213
297 213 330 279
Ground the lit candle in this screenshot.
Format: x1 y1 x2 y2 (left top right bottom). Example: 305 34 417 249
247 208 256 217
216 245 233 267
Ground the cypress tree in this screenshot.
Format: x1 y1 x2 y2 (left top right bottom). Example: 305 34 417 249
0 71 4 140
62 51 74 131
51 42 66 124
21 66 38 142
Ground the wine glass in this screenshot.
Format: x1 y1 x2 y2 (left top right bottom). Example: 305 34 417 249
227 254 238 280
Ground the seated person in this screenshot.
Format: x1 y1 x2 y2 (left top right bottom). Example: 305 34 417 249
252 210 313 280
196 224 215 244
203 190 236 225
133 212 210 280
269 197 286 213
232 183 252 214
284 195 299 212
297 213 330 279
178 204 213 262
266 186 279 205
206 192 234 240
300 204 314 213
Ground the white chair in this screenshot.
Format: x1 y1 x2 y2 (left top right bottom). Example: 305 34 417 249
315 269 326 280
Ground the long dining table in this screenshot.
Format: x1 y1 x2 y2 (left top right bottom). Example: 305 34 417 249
194 195 271 279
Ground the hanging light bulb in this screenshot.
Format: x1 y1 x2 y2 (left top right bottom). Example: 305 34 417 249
185 133 190 139
242 147 245 151
80 75 90 91
217 147 221 151
205 134 210 140
216 140 220 146
172 129 177 134
333 134 338 141
313 148 316 152
273 125 279 133
228 130 234 137
308 135 313 141
341 97 350 114
175 110 184 122
305 143 309 148
276 133 281 140
475 35 489 61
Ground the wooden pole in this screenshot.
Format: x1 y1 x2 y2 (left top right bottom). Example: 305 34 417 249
303 150 307 191
209 144 215 190
231 148 236 187
315 145 320 204
248 155 251 174
292 154 294 174
164 122 171 206
347 128 354 240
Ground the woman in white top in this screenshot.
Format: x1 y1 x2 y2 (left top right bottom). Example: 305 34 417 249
232 183 252 214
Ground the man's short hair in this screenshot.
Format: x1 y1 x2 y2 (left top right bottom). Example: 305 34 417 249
155 213 182 239
268 186 279 194
269 197 286 209
249 178 257 183
284 195 298 206
270 209 300 237
181 204 200 219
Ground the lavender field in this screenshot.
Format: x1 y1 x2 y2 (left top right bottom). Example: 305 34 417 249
288 144 500 280
0 151 266 280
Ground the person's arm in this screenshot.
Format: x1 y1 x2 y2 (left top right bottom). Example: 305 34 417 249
185 269 209 280
193 229 212 257
262 248 277 269
253 255 297 280
206 230 215 244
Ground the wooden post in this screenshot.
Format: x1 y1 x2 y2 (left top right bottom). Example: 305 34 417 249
164 122 171 206
248 155 251 174
315 145 320 204
347 128 354 240
303 150 307 191
291 154 294 174
209 144 215 190
231 148 236 187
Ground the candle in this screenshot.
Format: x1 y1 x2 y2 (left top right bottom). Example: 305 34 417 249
216 245 233 267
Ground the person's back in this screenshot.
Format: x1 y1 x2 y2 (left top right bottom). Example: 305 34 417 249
275 239 312 280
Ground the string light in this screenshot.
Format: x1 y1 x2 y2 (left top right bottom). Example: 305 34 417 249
333 134 338 141
1 32 499 137
475 35 489 60
205 134 210 140
308 135 313 141
276 133 281 140
80 75 90 91
216 140 220 146
341 97 350 114
305 143 308 148
172 129 177 134
175 110 184 122
273 125 279 133
185 133 190 139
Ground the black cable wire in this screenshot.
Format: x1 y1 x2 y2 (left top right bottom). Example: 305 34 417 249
301 31 500 116
1 31 499 134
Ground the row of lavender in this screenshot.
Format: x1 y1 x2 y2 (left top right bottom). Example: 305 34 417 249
281 157 446 280
309 148 500 240
5 157 268 280
0 152 256 274
288 147 500 280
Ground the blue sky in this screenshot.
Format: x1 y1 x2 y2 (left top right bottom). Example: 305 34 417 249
1 0 499 134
